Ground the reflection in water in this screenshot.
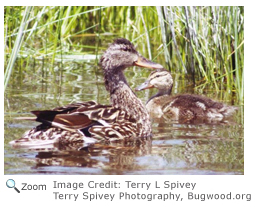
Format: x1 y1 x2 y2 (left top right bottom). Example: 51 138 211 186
150 117 243 174
33 139 152 172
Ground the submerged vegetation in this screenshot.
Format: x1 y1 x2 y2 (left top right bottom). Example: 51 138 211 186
4 6 244 103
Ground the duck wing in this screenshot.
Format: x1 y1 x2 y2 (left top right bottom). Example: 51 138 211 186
28 101 101 132
14 101 138 147
162 94 237 120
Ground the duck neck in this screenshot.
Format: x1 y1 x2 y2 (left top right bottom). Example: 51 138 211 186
104 68 151 137
104 67 128 94
147 86 172 104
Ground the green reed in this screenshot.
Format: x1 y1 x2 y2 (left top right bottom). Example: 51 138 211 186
4 6 244 103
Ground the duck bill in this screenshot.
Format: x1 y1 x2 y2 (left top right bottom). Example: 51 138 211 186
134 56 163 69
135 80 154 91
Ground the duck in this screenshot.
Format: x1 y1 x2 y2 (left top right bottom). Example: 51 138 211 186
136 68 238 121
10 38 163 148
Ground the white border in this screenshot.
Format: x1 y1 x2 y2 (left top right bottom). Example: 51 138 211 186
2 2 255 207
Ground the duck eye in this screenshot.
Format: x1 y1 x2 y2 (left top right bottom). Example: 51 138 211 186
123 48 131 52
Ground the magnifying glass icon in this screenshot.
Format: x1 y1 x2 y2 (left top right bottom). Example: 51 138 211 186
6 179 20 193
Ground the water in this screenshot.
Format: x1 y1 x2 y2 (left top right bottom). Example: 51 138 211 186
4 53 244 175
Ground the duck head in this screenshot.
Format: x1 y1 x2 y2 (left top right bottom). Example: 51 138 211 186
136 68 173 95
100 38 163 92
100 38 163 72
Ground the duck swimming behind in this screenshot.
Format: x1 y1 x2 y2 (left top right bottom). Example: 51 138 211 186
136 68 238 121
10 38 163 148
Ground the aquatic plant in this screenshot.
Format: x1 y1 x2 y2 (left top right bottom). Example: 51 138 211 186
4 6 244 103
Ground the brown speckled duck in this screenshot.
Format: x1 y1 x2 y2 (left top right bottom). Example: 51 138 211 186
10 38 163 148
136 68 238 121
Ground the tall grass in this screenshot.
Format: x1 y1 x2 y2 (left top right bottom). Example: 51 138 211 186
4 6 33 91
156 6 244 102
4 6 244 103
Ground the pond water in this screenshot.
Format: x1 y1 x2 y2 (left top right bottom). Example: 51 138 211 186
4 43 244 175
